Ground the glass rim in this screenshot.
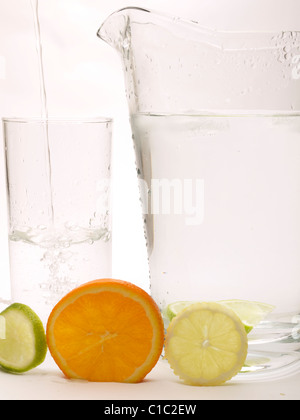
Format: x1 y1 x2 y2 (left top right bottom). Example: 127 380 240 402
2 116 113 124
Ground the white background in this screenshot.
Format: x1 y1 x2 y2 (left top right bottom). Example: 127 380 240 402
1 0 300 301
1 0 300 400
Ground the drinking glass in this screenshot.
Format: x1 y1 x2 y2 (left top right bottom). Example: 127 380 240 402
3 118 112 323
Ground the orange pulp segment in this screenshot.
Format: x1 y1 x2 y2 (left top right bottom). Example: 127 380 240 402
46 279 164 383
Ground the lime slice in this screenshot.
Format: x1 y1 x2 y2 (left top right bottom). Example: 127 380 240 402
166 300 275 334
0 303 47 373
165 302 248 386
0 316 6 340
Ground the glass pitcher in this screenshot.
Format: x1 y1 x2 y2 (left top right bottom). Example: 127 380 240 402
98 7 300 380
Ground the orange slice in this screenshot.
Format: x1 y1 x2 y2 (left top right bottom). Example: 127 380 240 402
46 279 164 383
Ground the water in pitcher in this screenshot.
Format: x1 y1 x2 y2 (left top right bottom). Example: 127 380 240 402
132 112 300 375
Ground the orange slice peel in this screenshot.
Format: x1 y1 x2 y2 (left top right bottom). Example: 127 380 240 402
46 279 164 383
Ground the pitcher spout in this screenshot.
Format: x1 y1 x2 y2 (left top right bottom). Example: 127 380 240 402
97 7 150 52
98 7 300 114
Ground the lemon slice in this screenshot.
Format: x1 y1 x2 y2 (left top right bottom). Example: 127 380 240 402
166 300 274 334
165 302 248 386
0 303 47 373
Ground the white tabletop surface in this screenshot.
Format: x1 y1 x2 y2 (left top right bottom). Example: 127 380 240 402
1 355 300 401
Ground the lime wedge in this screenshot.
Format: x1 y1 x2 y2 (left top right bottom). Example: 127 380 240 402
166 300 275 334
165 301 197 322
220 300 275 334
0 303 47 373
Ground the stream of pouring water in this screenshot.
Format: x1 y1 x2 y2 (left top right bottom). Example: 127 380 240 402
30 0 54 225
